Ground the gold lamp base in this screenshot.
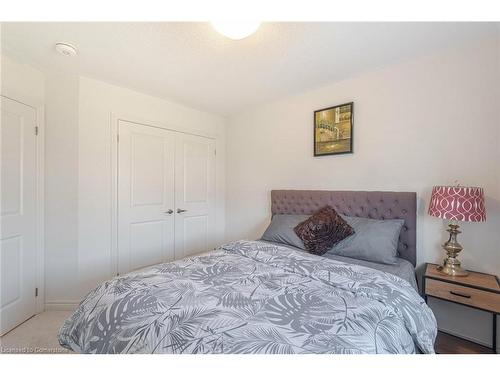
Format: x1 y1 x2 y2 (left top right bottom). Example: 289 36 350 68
437 223 469 277
437 259 469 277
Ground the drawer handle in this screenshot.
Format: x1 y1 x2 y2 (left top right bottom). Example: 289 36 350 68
449 291 471 299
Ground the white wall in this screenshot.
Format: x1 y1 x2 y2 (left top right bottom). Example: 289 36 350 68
77 77 227 300
226 36 500 348
44 72 80 306
1 54 44 106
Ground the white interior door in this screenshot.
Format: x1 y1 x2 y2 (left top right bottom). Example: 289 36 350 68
117 120 175 274
0 96 37 336
174 132 216 259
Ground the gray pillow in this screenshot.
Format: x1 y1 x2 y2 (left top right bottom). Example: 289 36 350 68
327 215 404 265
261 214 309 249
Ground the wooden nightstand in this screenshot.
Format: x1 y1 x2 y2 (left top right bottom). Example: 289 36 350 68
423 263 500 354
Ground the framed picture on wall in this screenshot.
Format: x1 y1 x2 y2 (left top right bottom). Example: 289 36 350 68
314 102 353 156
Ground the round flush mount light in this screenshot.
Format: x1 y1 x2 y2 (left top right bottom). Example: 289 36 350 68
211 21 260 40
55 42 78 57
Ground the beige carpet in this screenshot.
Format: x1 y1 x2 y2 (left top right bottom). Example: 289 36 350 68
0 311 72 354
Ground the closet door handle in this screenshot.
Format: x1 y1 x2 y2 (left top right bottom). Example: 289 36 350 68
164 209 174 215
177 208 187 214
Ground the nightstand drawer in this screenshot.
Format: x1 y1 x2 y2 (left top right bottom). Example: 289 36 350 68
426 279 500 313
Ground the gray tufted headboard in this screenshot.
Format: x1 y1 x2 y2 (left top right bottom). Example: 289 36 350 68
271 190 417 266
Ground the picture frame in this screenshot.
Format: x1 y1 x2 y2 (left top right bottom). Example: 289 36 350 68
314 102 353 156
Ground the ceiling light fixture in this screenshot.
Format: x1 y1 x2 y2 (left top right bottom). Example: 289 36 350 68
211 21 260 40
55 42 78 57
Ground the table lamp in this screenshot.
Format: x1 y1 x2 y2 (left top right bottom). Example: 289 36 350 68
428 185 486 277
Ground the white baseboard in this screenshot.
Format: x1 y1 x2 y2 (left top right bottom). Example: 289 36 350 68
44 301 79 311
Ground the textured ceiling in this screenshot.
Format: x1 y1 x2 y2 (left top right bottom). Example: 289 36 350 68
1 22 497 116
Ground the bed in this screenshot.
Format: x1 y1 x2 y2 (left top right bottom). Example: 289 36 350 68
59 190 437 354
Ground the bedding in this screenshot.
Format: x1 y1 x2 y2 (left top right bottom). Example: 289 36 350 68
322 253 418 291
328 216 404 265
294 206 354 255
262 240 418 291
59 240 436 354
262 212 404 265
261 214 308 249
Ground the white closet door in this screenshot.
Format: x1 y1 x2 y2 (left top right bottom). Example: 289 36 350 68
174 133 216 259
0 96 37 335
117 121 175 274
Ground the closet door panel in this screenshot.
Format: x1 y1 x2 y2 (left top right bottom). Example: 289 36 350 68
174 133 216 259
131 133 165 206
117 121 175 274
129 220 166 269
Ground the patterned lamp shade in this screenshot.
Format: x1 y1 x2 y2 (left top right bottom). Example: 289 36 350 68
428 186 486 222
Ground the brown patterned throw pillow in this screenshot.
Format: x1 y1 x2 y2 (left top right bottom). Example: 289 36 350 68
294 206 354 255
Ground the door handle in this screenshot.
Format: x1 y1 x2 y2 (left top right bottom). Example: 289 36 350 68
164 209 173 214
177 208 187 214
